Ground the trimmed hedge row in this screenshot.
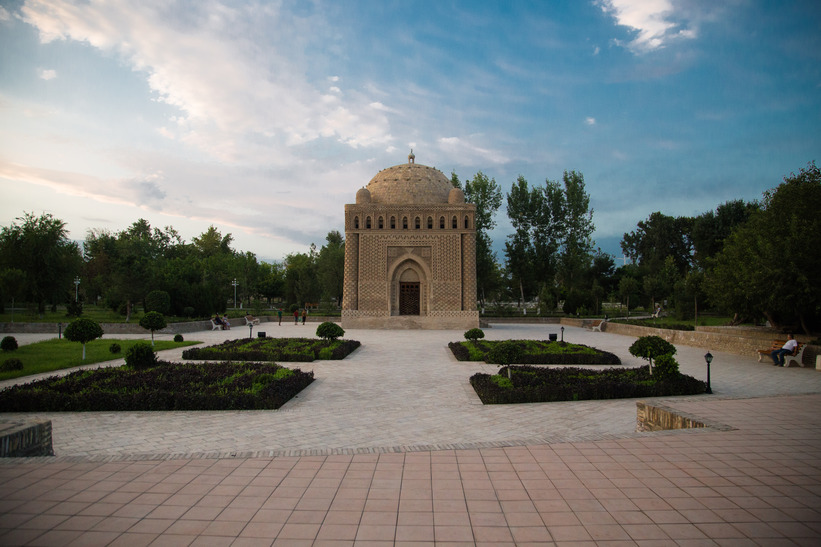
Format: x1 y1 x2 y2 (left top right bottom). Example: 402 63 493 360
449 339 621 365
612 318 695 331
470 365 706 404
0 361 314 411
182 337 360 362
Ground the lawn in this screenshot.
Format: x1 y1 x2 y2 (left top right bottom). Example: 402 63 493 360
0 338 198 381
183 337 361 362
471 365 706 404
0 304 197 324
449 339 621 365
0 361 314 411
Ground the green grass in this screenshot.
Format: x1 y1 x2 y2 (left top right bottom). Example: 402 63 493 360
0 304 198 324
0 338 199 381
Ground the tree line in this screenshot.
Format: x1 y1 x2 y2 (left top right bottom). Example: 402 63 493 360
1 161 818 332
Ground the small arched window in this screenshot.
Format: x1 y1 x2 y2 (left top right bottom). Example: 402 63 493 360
464 216 470 229
378 216 384 229
354 217 359 229
366 216 371 229
439 216 445 229
427 217 433 229
390 216 396 229
452 216 457 229
415 217 420 229
402 217 408 229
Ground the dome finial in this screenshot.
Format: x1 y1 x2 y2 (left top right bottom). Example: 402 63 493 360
408 149 415 164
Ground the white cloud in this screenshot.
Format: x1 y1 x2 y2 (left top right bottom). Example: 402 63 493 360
19 0 393 162
596 0 696 53
38 68 57 80
0 6 11 21
437 136 509 166
585 117 596 126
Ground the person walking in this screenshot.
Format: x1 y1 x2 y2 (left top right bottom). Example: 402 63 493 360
294 309 299 325
302 308 307 325
277 308 282 326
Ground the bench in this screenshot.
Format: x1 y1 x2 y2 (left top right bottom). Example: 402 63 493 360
244 316 260 326
209 319 221 331
757 340 806 367
591 319 606 332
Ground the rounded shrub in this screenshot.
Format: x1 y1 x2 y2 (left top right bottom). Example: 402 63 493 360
486 340 522 366
1 336 19 352
109 343 122 354
182 306 195 318
464 328 485 342
316 322 345 342
629 335 677 369
125 342 158 369
174 334 184 342
144 290 171 314
0 358 23 372
653 353 680 380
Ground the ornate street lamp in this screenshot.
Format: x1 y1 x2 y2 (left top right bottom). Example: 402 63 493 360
560 326 565 342
231 278 238 309
704 351 713 394
74 277 80 302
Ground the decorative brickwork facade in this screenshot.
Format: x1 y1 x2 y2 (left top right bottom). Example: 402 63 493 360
342 155 480 329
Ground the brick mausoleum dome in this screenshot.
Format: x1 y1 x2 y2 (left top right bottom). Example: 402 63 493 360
365 163 452 205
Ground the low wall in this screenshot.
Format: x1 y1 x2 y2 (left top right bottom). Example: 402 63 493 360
585 320 817 362
0 420 53 457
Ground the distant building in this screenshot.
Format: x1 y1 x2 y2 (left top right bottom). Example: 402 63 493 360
342 152 480 329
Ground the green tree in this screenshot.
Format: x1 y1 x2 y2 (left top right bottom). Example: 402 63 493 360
139 311 167 346
464 172 503 309
316 231 345 305
621 212 693 275
64 317 104 360
705 162 821 332
284 250 319 307
557 171 595 292
629 335 676 375
691 199 759 267
0 213 82 315
619 276 639 317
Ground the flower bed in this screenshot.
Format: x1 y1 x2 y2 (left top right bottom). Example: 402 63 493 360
449 339 621 365
0 361 314 411
470 365 706 404
182 337 360 362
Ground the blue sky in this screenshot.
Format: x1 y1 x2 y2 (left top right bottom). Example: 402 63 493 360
1 0 819 263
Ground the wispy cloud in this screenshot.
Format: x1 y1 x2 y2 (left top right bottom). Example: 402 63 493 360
20 0 393 162
38 68 56 80
596 0 696 53
585 117 596 126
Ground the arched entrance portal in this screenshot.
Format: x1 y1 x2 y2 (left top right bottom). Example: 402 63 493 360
390 258 428 316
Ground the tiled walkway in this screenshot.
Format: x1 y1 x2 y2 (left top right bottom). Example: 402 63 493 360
1 323 820 545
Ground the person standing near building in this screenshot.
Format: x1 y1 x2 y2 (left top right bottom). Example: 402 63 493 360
277 308 282 325
294 308 299 325
302 308 307 325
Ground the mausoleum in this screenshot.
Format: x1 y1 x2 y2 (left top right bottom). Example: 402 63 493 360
342 152 480 329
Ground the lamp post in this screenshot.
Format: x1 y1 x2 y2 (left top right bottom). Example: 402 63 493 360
74 277 80 302
248 322 254 339
704 351 713 394
231 278 238 310
560 326 565 342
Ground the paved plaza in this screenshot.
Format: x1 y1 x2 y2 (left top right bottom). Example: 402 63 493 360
1 323 820 545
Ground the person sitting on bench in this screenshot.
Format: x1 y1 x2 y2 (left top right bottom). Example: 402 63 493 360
771 334 798 366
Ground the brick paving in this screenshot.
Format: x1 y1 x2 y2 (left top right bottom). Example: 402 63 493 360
1 323 820 545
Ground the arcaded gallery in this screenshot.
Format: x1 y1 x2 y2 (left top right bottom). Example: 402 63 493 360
342 152 480 329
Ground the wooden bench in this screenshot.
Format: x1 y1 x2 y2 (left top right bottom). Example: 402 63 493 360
757 339 805 367
591 319 606 332
209 319 221 331
244 316 261 326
